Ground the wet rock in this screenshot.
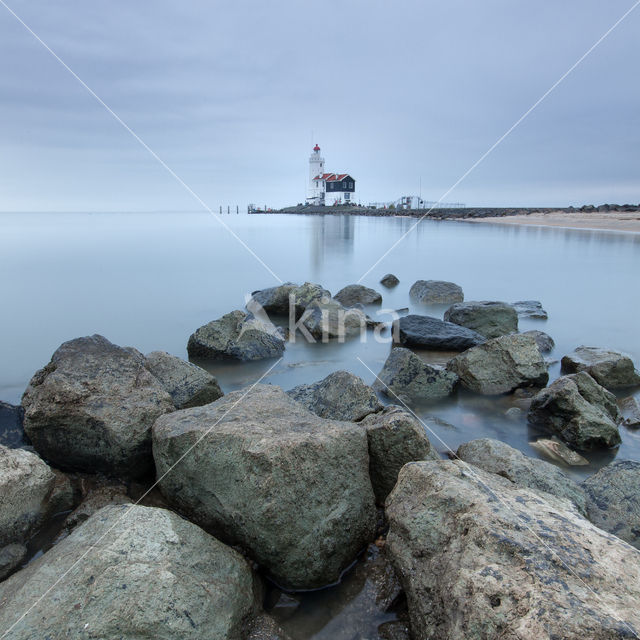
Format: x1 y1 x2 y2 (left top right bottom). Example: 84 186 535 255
373 347 458 405
334 284 383 307
620 395 640 428
288 370 382 421
446 333 548 395
187 310 285 361
0 401 25 449
386 460 640 640
521 329 555 353
393 315 485 351
377 621 411 640
583 460 640 549
561 346 640 389
504 407 522 420
144 350 223 409
247 615 292 640
443 301 517 339
291 282 332 315
0 504 257 639
250 282 298 315
361 406 439 503
409 279 463 304
528 372 621 450
512 300 548 319
380 273 400 288
153 385 376 590
529 438 589 466
0 445 73 548
301 298 368 341
0 544 26 582
22 335 174 478
457 438 588 515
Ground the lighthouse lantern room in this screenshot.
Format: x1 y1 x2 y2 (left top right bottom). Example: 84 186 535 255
306 144 356 206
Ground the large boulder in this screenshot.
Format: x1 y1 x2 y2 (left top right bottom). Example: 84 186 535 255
521 329 555 353
528 372 621 450
583 460 640 549
21 335 174 478
0 401 25 449
512 300 548 319
373 347 458 405
444 301 518 339
457 438 588 515
0 505 257 639
187 310 285 361
361 406 439 502
393 315 485 351
409 280 463 304
287 370 382 421
334 284 383 307
249 282 297 315
380 273 399 288
153 385 376 590
0 445 73 547
561 346 640 389
145 350 223 409
446 333 548 395
386 460 640 640
301 298 368 341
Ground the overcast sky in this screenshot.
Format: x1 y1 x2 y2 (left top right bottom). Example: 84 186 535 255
0 0 638 211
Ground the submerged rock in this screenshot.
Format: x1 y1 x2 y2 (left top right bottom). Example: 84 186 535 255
528 372 621 450
22 335 174 478
187 310 285 361
457 438 588 514
373 347 458 405
301 297 368 340
153 385 376 590
583 460 640 549
529 438 589 466
393 315 485 351
521 329 555 353
512 299 548 319
443 301 517 339
0 505 257 639
386 460 640 640
288 370 382 421
334 284 383 307
361 405 439 503
145 350 223 409
409 280 463 304
446 333 548 395
0 401 25 449
620 395 640 428
561 346 640 389
380 273 400 288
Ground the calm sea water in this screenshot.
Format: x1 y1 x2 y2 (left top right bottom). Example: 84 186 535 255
2 211 639 638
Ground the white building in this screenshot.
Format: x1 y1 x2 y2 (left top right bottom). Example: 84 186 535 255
306 144 356 206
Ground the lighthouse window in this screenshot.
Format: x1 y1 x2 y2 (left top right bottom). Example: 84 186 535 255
349 182 354 189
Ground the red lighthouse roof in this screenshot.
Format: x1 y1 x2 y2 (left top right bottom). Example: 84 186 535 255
313 144 320 151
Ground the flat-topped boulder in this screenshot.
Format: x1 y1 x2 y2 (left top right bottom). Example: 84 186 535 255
409 280 463 304
301 297 368 340
457 438 588 514
446 333 548 395
512 300 548 319
583 460 640 549
153 385 376 590
373 347 458 405
0 505 257 639
393 315 485 351
145 350 223 409
528 372 621 450
386 460 640 640
288 370 382 421
334 284 383 307
22 335 174 478
361 406 439 502
561 346 640 389
443 301 517 339
187 310 285 361
380 273 399 288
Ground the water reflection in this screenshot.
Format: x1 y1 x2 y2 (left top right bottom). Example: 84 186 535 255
310 215 355 270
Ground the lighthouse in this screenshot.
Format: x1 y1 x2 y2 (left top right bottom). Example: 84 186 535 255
307 144 325 205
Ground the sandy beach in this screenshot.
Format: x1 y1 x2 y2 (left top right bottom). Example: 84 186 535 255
465 210 640 233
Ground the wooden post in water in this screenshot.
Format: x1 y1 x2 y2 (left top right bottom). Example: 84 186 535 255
219 206 222 214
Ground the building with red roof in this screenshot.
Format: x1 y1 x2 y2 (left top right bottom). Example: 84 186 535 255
306 145 356 206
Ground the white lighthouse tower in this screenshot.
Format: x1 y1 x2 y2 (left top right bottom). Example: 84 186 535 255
307 144 325 205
